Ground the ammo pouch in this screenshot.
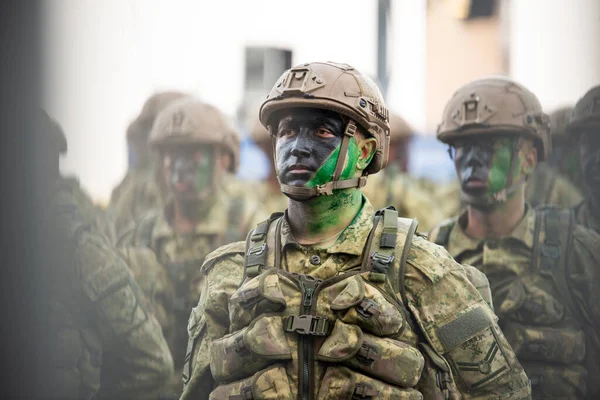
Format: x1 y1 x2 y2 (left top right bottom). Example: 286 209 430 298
208 364 293 400
210 315 292 382
317 366 423 400
503 321 586 365
318 320 424 388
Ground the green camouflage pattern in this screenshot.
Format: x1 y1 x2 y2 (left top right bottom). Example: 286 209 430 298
574 200 600 233
118 184 267 397
208 365 293 400
317 366 423 399
181 199 530 400
46 188 173 399
430 205 600 399
525 163 584 208
363 165 445 232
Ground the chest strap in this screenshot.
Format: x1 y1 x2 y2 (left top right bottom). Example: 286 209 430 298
243 212 284 279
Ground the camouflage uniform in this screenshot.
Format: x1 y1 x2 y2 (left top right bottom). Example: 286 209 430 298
43 185 173 399
181 62 530 400
118 98 268 398
108 91 189 238
363 165 445 232
431 77 600 399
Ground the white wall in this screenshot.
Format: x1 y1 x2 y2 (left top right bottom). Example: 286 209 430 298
509 0 600 111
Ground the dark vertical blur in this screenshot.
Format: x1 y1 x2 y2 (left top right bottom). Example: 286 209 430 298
0 1 44 398
377 0 390 100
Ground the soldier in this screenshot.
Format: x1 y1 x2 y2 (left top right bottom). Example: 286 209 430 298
566 85 600 233
39 110 173 399
117 97 268 398
525 106 584 208
180 62 530 400
363 113 445 232
429 77 600 399
250 117 293 214
108 91 189 238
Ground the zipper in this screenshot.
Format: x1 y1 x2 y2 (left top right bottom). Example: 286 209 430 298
299 275 321 400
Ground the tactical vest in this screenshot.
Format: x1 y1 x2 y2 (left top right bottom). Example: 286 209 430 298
434 207 598 400
199 208 458 400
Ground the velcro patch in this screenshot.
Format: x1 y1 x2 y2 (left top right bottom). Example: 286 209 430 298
437 306 492 352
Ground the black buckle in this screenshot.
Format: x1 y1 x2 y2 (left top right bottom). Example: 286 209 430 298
356 298 381 319
352 383 379 399
247 244 266 256
356 343 378 366
284 315 331 336
371 252 394 273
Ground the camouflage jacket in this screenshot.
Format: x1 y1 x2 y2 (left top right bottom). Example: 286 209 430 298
118 189 268 397
363 167 445 232
180 199 530 400
429 205 600 399
43 189 173 399
574 200 600 234
525 163 584 208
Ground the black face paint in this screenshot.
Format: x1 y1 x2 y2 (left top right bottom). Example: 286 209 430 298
162 146 214 201
580 132 600 197
274 108 345 189
454 140 495 197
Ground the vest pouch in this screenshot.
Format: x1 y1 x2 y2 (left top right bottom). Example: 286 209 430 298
210 315 292 383
503 321 586 364
325 274 404 336
229 269 295 331
523 362 587 400
317 366 423 400
209 364 293 400
509 281 565 325
317 320 424 388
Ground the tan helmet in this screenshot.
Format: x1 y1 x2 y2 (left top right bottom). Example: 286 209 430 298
127 91 189 141
259 61 390 197
390 113 413 140
437 76 551 161
549 106 574 138
149 98 241 173
566 85 600 136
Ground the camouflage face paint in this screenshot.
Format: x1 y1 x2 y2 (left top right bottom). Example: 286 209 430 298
163 145 214 200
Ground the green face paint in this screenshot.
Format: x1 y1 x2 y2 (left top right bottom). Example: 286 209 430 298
487 138 515 195
305 138 360 188
194 148 213 193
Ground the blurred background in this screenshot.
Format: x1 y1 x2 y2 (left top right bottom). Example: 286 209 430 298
42 0 600 205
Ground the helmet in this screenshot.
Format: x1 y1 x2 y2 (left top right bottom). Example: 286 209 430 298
390 113 413 140
437 76 551 161
41 110 67 155
549 106 574 138
149 98 240 172
127 91 189 141
566 85 600 136
259 61 390 197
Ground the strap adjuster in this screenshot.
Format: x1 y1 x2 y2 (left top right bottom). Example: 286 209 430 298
371 252 395 273
247 244 266 256
356 298 381 319
352 383 379 399
316 183 334 196
284 315 331 336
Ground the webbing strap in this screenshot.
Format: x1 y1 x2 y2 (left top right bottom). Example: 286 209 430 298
279 176 368 197
243 212 283 279
433 222 454 247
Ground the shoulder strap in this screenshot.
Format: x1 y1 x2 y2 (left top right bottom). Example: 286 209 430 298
533 207 580 319
133 212 158 248
432 221 455 247
243 212 284 279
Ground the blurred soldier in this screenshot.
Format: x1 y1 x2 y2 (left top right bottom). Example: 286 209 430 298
525 106 584 207
181 62 530 400
250 117 289 214
117 98 267 398
108 91 189 238
363 113 445 232
39 110 173 399
429 77 600 400
567 85 600 233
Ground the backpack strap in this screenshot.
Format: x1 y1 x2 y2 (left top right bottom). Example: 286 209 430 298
133 211 159 249
243 212 284 279
432 221 455 247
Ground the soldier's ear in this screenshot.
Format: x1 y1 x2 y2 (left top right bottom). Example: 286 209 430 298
522 140 538 175
356 137 378 171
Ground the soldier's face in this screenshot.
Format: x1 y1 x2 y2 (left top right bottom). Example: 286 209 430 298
273 109 347 188
162 145 214 200
452 136 517 198
580 131 600 197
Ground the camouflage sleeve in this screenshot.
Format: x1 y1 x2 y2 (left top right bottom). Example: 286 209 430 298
568 224 600 328
75 231 174 399
404 236 531 399
180 242 246 400
392 175 445 233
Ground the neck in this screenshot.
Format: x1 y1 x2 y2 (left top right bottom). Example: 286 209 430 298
465 190 526 239
171 194 216 233
287 187 363 245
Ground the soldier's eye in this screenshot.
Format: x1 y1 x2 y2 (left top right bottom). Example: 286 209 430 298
315 128 334 138
278 128 295 138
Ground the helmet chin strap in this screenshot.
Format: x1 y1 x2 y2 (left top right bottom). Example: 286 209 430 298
463 138 528 209
275 120 369 199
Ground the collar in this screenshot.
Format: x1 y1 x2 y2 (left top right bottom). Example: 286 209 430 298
278 196 375 256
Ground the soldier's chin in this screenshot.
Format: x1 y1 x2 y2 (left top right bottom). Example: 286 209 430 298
461 192 500 212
